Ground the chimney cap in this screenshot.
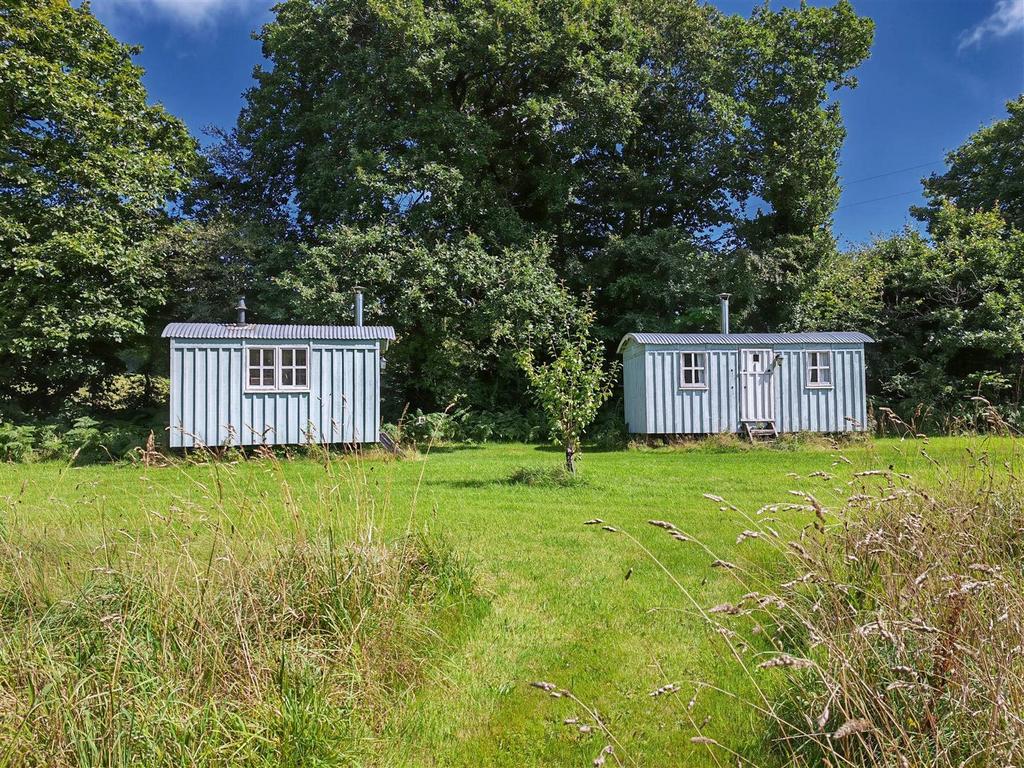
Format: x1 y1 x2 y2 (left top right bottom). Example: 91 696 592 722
718 292 731 300
234 295 248 326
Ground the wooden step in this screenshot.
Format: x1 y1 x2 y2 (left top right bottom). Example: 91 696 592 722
378 428 401 453
742 420 778 443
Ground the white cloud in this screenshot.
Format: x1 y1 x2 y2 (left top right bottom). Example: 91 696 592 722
959 0 1024 51
91 0 264 27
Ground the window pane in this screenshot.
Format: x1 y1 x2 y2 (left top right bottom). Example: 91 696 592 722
810 369 819 383
249 370 260 386
263 349 274 366
282 349 293 366
695 353 705 371
683 369 693 384
295 349 307 366
263 369 275 386
282 369 293 386
820 368 831 384
296 369 307 387
249 349 260 366
695 368 704 384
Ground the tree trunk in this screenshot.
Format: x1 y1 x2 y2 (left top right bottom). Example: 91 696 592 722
565 440 576 475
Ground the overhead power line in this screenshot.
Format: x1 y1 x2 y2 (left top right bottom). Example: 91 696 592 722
842 160 945 185
836 189 922 210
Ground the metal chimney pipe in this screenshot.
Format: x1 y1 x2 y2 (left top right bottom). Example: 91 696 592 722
235 295 247 325
718 293 731 335
353 286 364 327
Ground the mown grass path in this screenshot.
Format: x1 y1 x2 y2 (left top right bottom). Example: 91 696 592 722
1 437 1016 766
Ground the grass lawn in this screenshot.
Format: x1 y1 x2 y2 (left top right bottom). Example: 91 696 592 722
1 436 1018 766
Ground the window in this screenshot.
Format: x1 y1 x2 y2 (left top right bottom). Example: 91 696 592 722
246 346 310 391
806 350 832 388
680 352 707 389
248 348 276 388
279 348 308 389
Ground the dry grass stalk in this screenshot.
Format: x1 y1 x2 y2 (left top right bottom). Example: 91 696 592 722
0 456 473 767
573 420 1024 765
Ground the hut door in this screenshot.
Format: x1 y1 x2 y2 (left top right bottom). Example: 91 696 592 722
740 348 775 421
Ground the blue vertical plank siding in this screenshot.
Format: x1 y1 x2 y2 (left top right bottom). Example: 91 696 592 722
164 325 394 448
622 347 647 433
618 333 871 436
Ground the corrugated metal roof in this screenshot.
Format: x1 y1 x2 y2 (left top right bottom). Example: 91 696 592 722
162 323 396 341
617 331 872 353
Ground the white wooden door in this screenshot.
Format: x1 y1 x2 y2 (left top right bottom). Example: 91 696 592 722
740 348 775 421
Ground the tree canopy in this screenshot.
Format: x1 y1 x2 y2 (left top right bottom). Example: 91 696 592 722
0 0 199 407
207 0 872 408
915 96 1024 232
794 205 1024 425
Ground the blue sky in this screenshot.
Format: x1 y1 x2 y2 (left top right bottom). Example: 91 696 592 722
89 0 1024 247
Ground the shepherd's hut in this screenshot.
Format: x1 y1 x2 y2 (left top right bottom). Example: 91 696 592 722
618 295 871 440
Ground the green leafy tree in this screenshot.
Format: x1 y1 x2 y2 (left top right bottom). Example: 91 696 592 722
272 224 580 413
518 301 618 473
129 216 284 379
915 96 1024 231
0 0 198 408
586 228 755 344
794 205 1024 424
217 0 872 352
724 1 871 328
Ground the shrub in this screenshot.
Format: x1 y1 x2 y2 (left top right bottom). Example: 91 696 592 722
387 407 545 445
0 414 158 463
74 374 171 414
0 422 36 462
506 465 586 488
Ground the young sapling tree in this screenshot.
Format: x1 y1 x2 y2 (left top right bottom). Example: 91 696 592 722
519 303 618 474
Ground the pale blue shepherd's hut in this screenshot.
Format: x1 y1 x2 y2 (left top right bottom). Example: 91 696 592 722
163 291 394 448
618 295 871 440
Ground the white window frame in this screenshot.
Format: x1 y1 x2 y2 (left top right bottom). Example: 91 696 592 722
277 346 310 391
246 346 278 391
679 351 708 390
805 349 833 389
244 345 312 393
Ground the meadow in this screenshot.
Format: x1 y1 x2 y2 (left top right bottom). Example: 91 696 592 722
0 435 1019 766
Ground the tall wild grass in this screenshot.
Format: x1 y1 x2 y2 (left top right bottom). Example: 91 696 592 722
538 425 1023 766
0 450 472 767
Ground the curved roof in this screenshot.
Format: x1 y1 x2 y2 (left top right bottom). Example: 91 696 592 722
617 331 872 353
162 323 396 341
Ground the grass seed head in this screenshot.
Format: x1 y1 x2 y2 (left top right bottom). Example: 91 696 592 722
831 718 873 739
690 736 718 745
647 520 677 530
757 654 815 670
709 603 741 615
649 682 680 697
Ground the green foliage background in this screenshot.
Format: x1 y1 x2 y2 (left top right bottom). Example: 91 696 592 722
1 0 1022 436
0 0 198 407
